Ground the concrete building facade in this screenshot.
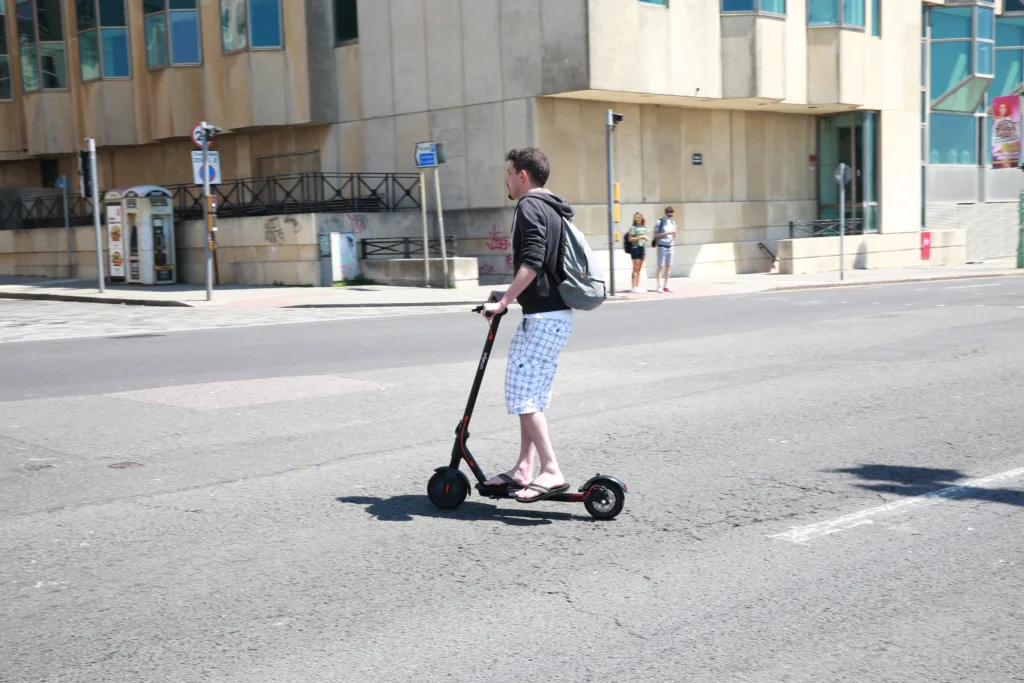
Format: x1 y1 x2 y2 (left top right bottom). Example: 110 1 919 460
0 0 1019 282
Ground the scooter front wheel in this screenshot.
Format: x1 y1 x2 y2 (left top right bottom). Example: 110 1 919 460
428 467 469 510
584 480 625 520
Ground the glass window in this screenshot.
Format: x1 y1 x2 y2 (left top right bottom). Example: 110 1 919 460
639 0 667 4
0 56 9 100
929 113 977 165
334 0 357 43
145 13 168 67
221 0 247 52
170 10 200 63
931 42 971 97
842 0 863 27
38 42 66 88
20 43 38 92
808 0 838 25
997 18 1024 48
77 0 129 79
993 49 1023 99
977 7 993 42
722 0 755 10
75 0 94 31
761 0 785 13
933 77 991 113
146 0 201 67
1006 0 1024 12
0 4 9 100
17 0 35 46
98 0 123 26
101 27 128 76
35 0 62 41
17 0 67 90
931 7 972 41
79 28 99 80
871 0 879 37
249 0 281 48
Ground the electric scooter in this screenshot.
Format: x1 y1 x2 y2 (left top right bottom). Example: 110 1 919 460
426 306 628 520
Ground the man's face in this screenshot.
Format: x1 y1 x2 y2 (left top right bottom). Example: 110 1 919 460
506 162 526 201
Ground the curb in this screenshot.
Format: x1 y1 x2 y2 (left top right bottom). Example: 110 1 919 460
3 270 1021 309
761 270 1024 293
0 292 194 307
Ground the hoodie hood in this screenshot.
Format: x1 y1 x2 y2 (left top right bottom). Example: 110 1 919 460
522 189 574 220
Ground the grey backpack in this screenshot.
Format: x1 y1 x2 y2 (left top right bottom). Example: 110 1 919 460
552 216 607 311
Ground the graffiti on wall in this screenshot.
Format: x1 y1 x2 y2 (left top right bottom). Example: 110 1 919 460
346 214 368 234
264 216 301 244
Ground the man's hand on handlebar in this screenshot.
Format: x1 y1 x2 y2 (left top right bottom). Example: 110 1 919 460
480 290 507 320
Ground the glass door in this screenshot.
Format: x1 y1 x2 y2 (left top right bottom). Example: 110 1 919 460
817 111 879 233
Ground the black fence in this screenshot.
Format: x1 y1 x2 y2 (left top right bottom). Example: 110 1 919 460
0 172 422 230
360 237 458 260
789 218 866 239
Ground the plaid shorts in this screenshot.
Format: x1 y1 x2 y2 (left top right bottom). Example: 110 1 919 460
505 314 574 415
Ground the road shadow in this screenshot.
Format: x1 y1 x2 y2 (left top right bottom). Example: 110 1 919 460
827 464 1024 507
336 495 595 526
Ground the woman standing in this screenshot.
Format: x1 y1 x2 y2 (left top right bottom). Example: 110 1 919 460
627 212 649 293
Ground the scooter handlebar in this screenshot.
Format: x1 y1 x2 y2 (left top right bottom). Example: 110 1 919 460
472 305 507 319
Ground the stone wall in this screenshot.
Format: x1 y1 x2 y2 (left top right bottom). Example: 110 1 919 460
777 230 965 275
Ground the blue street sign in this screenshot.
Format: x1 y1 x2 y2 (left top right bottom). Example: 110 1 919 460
415 142 439 169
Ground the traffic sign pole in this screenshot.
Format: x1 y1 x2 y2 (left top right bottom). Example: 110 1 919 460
87 138 105 293
201 122 213 301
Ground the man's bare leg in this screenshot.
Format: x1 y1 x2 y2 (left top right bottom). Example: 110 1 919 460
514 411 565 500
482 419 535 487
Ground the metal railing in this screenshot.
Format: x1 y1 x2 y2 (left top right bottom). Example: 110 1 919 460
0 172 422 230
789 218 866 239
360 237 458 260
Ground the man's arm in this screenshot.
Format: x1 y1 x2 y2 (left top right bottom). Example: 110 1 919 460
482 199 546 318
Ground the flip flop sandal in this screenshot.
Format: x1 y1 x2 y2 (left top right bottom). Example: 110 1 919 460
514 482 570 503
480 473 525 490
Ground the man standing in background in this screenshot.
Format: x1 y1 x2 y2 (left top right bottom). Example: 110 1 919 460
653 206 677 293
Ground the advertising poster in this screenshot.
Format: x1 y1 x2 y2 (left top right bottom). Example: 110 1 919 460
106 204 125 277
991 95 1022 169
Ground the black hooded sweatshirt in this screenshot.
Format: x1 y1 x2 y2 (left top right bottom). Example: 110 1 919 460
510 190 574 314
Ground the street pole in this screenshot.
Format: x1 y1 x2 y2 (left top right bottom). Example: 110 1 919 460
606 109 616 297
434 168 448 287
1017 189 1024 269
839 174 845 282
421 171 430 287
87 138 105 292
201 121 213 301
60 176 71 278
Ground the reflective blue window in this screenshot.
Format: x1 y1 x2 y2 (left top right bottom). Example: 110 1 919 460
170 10 199 63
931 42 971 96
842 0 863 27
722 0 755 10
932 7 972 40
145 0 201 67
929 113 977 165
1006 0 1024 12
249 0 281 47
997 18 1024 47
808 0 838 25
100 27 128 76
761 0 784 13
639 0 667 4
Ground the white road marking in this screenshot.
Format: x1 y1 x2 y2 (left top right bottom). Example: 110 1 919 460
944 283 1002 290
770 466 1024 544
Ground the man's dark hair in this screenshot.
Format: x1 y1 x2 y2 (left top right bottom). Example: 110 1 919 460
505 148 550 187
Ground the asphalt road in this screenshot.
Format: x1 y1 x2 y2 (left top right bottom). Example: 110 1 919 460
2 277 1023 682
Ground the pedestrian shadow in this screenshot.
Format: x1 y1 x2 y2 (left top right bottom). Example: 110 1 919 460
336 495 594 526
826 464 1024 507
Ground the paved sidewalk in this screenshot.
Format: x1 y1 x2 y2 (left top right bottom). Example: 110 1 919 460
1 260 1021 309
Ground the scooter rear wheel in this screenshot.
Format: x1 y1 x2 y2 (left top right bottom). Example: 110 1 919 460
428 468 469 510
584 481 625 520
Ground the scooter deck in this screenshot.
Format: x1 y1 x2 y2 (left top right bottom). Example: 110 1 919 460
474 484 587 503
